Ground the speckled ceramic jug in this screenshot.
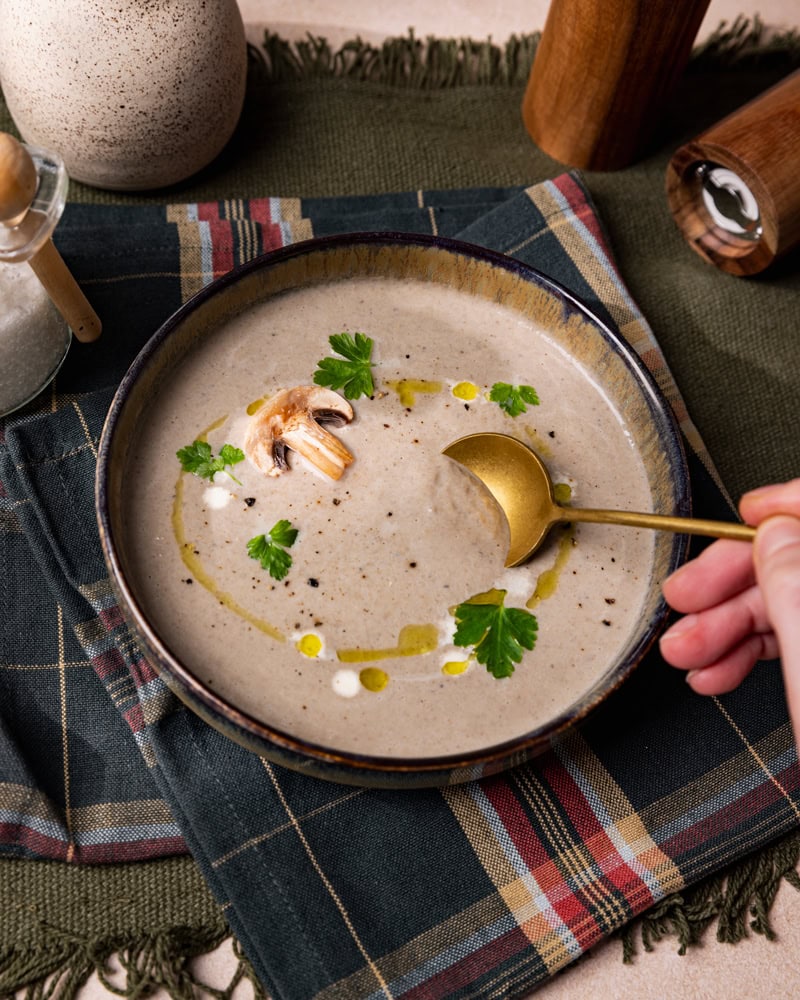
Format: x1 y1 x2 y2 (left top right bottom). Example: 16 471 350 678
0 0 247 191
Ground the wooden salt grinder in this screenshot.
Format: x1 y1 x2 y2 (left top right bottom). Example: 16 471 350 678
0 132 101 342
665 69 800 275
521 0 711 171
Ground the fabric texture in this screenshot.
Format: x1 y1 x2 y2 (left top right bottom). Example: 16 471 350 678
2 173 799 999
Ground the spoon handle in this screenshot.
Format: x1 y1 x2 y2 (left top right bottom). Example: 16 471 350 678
562 507 756 542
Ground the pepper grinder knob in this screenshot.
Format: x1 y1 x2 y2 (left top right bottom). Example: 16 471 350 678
0 132 101 342
666 69 800 275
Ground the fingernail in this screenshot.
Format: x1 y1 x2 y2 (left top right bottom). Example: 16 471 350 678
661 614 698 642
685 669 700 686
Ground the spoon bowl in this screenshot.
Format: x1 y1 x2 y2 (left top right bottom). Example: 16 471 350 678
443 432 755 567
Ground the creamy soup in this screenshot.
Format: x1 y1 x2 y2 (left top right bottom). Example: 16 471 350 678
123 275 655 758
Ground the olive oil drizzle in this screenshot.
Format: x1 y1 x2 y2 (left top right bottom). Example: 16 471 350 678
172 417 286 642
172 404 574 683
336 623 439 664
385 378 442 407
526 524 576 609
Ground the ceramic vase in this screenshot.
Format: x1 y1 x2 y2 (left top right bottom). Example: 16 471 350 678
0 0 247 191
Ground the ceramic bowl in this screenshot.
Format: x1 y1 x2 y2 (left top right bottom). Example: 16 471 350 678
96 233 690 787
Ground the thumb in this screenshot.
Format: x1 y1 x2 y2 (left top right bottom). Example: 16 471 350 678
754 516 800 733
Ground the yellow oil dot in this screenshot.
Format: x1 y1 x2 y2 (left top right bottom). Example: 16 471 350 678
360 667 389 692
442 660 469 676
554 482 572 504
296 633 323 658
452 381 479 401
246 397 267 415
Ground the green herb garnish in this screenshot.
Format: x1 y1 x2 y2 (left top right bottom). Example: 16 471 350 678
452 589 538 679
247 520 299 581
313 332 375 399
489 382 540 417
177 440 245 484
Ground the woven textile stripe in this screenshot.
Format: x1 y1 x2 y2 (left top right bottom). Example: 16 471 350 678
165 199 312 300
312 731 683 997
525 176 717 491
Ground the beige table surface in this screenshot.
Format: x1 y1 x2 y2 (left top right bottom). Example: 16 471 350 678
69 2 800 998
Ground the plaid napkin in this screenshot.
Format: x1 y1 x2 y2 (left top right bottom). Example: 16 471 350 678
2 175 798 998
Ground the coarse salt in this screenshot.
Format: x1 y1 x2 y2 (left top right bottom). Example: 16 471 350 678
0 262 70 415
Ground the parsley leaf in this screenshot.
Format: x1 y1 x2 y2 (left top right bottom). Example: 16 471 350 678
177 440 245 484
489 382 540 417
313 332 375 399
247 519 299 581
452 589 538 679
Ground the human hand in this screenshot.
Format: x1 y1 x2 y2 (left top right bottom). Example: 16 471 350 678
659 480 800 714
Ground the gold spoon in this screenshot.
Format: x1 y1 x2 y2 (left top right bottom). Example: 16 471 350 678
443 432 756 567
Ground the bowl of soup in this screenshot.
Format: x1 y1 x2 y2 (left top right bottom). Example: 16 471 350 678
96 233 690 787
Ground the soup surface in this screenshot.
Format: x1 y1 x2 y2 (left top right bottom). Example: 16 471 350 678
123 275 655 758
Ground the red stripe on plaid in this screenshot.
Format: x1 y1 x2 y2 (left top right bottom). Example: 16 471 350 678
551 174 614 265
0 822 69 860
661 766 800 858
248 198 273 223
263 225 289 252
128 654 160 688
0 824 187 863
196 202 223 221
92 646 127 680
99 604 125 630
538 756 606 841
74 835 187 864
401 926 533 1000
481 780 600 938
205 219 235 277
124 700 146 734
482 777 550 868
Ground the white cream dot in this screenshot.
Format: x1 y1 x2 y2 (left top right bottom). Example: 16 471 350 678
332 669 360 698
204 485 232 509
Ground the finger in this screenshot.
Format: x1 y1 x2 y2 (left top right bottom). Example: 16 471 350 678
662 539 755 613
683 633 779 696
740 478 800 525
754 516 800 730
659 582 771 670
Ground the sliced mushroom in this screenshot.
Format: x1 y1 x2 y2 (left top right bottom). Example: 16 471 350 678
245 386 355 480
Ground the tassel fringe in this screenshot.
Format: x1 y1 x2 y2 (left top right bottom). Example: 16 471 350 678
0 929 267 1000
247 16 800 88
620 828 800 961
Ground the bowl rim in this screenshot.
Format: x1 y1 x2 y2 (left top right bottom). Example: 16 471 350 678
96 230 691 782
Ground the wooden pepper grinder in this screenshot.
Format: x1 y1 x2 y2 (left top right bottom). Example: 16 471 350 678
521 0 711 171
665 70 800 275
0 132 101 342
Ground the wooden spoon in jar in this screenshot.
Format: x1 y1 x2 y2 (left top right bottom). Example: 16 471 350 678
443 432 755 567
0 132 101 343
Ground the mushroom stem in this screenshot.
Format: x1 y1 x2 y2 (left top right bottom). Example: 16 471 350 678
281 413 354 480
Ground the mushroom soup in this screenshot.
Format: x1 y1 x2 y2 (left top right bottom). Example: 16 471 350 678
122 274 658 759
